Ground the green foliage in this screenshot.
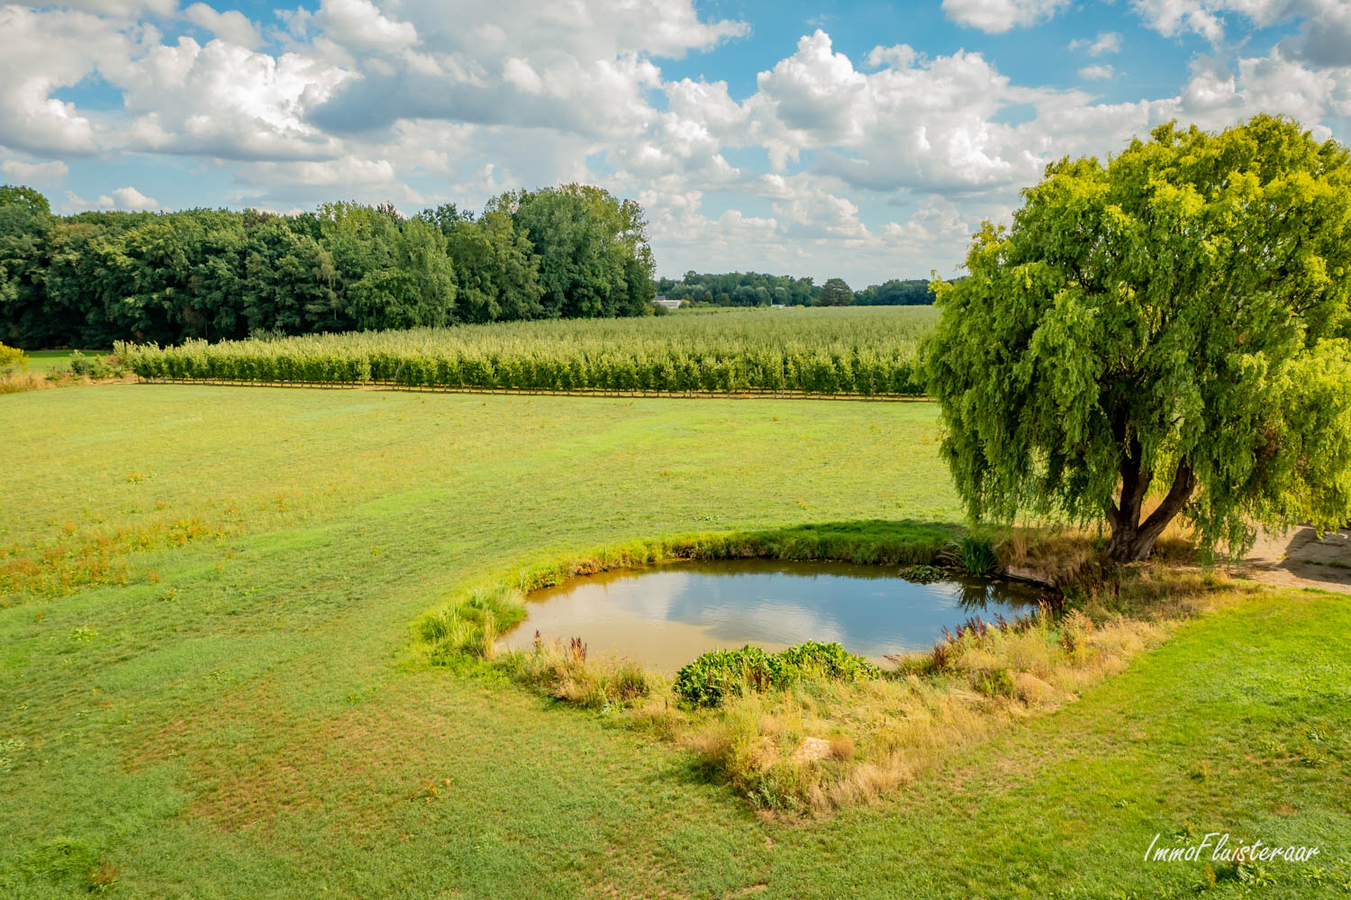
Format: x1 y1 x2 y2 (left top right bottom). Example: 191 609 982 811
925 115 1351 562
659 272 942 308
855 278 936 306
973 666 1016 698
490 183 655 319
0 341 25 376
119 306 936 395
948 534 999 577
657 271 819 307
818 277 855 307
674 641 880 707
444 210 544 323
66 351 127 380
0 183 656 348
0 185 50 216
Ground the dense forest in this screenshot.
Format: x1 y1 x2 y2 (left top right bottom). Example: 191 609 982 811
0 183 656 348
655 272 936 307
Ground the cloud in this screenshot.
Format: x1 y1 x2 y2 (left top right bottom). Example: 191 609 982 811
111 184 159 209
106 37 350 160
942 0 1071 33
748 31 1047 191
183 3 262 49
305 0 745 135
1079 64 1116 80
62 184 161 211
1284 1 1351 67
311 0 419 55
1125 0 1351 59
1070 32 1123 56
0 6 131 155
1 158 69 182
56 0 178 15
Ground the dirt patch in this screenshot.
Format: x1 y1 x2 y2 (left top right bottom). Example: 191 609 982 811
1241 526 1351 594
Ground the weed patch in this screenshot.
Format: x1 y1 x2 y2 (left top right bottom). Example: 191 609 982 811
0 517 227 605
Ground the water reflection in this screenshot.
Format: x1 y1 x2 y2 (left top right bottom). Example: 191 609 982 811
500 559 1045 673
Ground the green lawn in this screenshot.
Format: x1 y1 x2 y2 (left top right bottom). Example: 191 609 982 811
18 351 107 375
1 385 1346 898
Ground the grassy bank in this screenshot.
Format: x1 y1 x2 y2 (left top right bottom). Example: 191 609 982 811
1 385 1347 897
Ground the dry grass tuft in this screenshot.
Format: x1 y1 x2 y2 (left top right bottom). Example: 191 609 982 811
505 637 656 710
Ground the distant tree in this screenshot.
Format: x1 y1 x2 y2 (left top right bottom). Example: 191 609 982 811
415 203 475 236
657 271 817 307
731 284 760 306
925 115 1351 563
447 210 544 323
240 218 337 334
348 218 456 329
0 185 54 346
855 278 935 306
0 185 50 217
493 184 654 319
818 277 855 307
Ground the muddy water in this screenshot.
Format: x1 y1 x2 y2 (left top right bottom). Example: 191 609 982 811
499 559 1045 673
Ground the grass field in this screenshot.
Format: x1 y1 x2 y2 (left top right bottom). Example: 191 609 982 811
2 385 1348 898
16 351 89 375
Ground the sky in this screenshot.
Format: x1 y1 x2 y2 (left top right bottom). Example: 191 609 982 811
2 1 1349 286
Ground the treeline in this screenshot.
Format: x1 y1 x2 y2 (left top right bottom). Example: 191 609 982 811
0 183 655 349
855 279 937 306
655 272 937 307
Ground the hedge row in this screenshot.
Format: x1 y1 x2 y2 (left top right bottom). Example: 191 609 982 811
117 309 935 396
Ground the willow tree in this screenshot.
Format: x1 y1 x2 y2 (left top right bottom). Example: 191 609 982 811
925 116 1351 562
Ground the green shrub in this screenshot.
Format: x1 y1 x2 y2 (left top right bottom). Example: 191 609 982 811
674 641 880 707
67 351 127 380
948 534 999 576
0 342 26 376
776 640 881 683
973 666 1016 698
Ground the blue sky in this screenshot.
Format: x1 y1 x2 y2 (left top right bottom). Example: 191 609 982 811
3 0 1348 285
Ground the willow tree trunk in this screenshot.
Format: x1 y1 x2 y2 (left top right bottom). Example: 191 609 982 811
1106 454 1196 563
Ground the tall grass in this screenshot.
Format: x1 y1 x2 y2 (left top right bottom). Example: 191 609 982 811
118 307 938 396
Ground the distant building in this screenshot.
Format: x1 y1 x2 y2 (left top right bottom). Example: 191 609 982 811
654 296 683 310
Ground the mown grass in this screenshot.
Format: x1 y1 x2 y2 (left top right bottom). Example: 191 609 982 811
1 384 1347 898
23 351 89 375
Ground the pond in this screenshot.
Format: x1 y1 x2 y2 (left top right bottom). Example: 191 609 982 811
499 559 1046 672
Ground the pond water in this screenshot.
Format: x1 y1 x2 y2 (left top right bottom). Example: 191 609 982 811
499 559 1046 673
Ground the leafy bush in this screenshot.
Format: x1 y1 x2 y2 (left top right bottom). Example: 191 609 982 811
0 342 26 376
67 351 127 380
674 641 880 707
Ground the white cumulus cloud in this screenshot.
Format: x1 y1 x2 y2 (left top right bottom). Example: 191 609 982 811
942 0 1071 33
183 3 262 49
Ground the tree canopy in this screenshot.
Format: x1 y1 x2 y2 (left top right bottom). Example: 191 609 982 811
855 279 936 306
818 277 855 307
924 115 1351 562
0 184 655 348
657 272 940 308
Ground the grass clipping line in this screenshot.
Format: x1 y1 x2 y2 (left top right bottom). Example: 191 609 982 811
414 523 1253 816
